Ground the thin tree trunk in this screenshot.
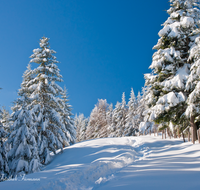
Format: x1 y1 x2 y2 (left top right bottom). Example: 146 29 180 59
178 128 180 138
190 116 197 144
164 129 166 139
188 128 190 142
169 130 171 139
182 131 185 142
174 129 177 138
198 129 200 143
162 130 164 139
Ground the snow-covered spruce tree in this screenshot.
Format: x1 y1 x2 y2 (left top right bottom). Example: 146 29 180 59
27 37 75 164
108 102 120 137
124 88 137 136
60 87 76 145
145 0 200 137
12 63 34 113
96 99 109 138
114 93 127 137
75 114 88 142
106 103 114 137
0 107 12 135
8 97 40 177
138 86 156 134
0 110 9 180
186 36 200 142
85 105 98 140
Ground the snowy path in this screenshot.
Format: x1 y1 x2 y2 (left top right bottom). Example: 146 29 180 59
99 137 200 190
0 136 200 190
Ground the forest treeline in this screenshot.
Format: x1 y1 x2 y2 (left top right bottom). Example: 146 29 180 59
76 0 200 144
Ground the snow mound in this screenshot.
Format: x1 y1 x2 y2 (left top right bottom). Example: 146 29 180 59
1 136 200 190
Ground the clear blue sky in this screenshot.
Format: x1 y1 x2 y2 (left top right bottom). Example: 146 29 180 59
0 0 169 117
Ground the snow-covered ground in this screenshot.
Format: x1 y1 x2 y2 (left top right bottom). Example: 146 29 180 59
0 136 200 190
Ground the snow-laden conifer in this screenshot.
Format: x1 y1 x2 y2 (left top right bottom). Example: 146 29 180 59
124 88 137 136
185 36 200 141
186 37 200 117
7 96 40 177
85 105 98 140
114 93 127 137
12 63 34 113
108 102 119 137
27 37 75 164
75 114 88 142
0 107 11 135
60 87 76 145
85 99 108 139
0 110 9 180
145 0 200 133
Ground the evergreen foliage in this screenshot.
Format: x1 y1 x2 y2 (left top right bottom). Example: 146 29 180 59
145 0 200 130
0 110 9 180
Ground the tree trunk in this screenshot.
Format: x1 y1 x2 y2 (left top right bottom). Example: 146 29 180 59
198 129 200 143
162 130 164 139
182 131 185 142
178 128 180 138
188 128 190 142
190 116 197 144
174 129 177 138
164 129 166 139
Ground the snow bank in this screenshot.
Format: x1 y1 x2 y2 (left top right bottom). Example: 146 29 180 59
1 136 200 190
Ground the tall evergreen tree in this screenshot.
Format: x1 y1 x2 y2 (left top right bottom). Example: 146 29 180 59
0 109 9 180
60 87 76 145
8 98 40 177
85 99 108 139
186 36 200 142
124 88 137 136
25 37 75 164
114 93 127 137
75 114 88 142
108 102 120 137
145 0 200 138
0 107 12 135
85 105 98 140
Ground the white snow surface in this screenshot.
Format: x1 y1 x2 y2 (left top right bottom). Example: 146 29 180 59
1 136 200 190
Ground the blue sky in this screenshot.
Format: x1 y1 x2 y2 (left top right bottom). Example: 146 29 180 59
0 0 169 117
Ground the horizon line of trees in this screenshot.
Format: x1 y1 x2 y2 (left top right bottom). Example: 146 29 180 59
76 0 200 145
